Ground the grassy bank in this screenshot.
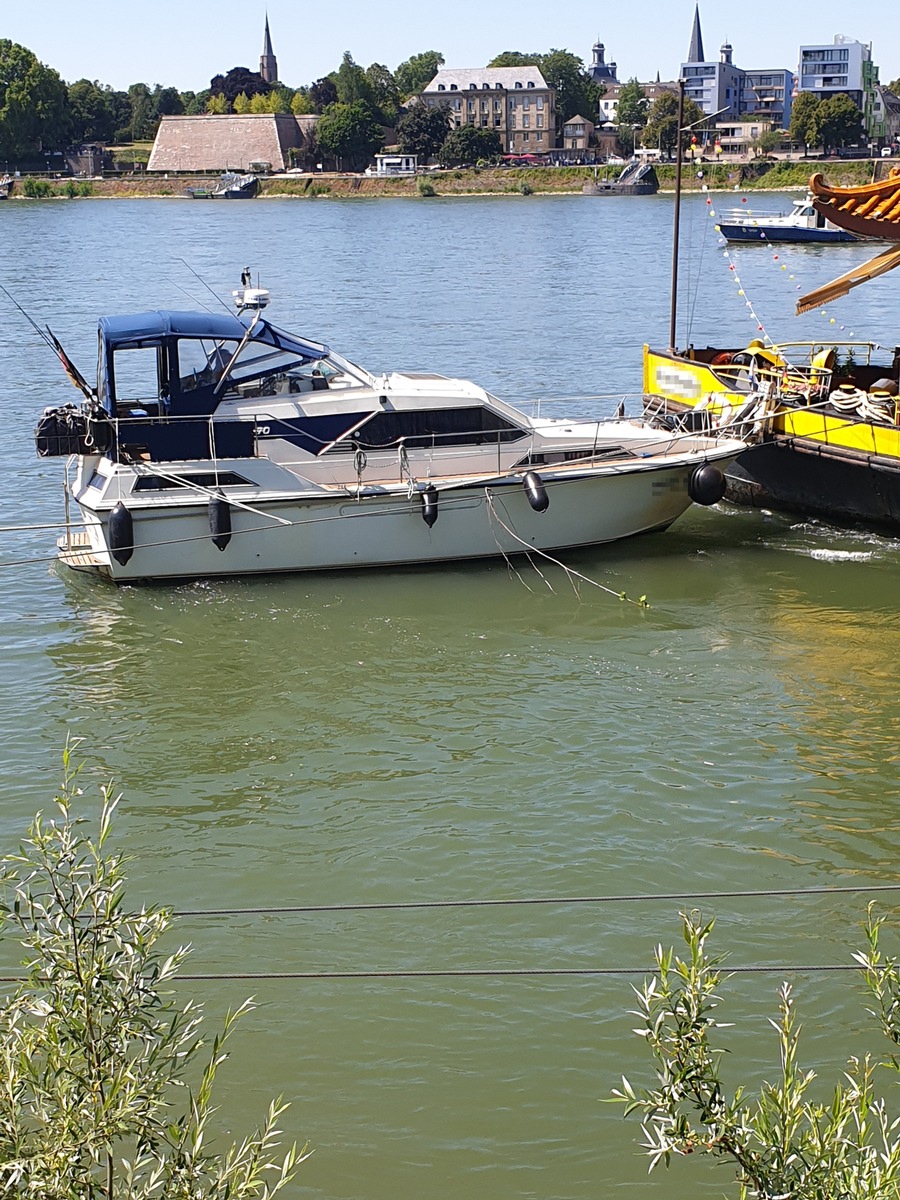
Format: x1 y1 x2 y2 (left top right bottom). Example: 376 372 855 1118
2 159 880 201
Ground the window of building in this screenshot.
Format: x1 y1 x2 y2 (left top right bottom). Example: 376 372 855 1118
523 115 530 128
527 81 534 88
536 96 543 109
522 131 530 140
437 84 445 91
483 82 490 89
536 132 543 142
514 81 522 89
450 84 457 90
469 82 477 89
536 115 543 128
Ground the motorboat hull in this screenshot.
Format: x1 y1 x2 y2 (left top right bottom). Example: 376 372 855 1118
61 448 742 583
718 222 857 244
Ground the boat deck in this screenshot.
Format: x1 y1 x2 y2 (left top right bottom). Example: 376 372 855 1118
58 529 103 570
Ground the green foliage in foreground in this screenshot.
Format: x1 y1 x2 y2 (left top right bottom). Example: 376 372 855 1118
613 909 900 1199
0 744 308 1198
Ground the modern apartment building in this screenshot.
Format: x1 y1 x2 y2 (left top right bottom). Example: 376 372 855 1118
798 36 880 137
421 67 556 154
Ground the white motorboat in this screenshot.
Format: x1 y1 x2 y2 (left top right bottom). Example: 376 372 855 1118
35 281 748 583
717 193 859 244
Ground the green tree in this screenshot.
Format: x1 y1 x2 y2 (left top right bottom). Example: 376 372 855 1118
126 82 154 141
439 123 502 165
394 51 444 99
642 91 704 157
291 89 316 115
789 91 821 152
887 78 900 96
333 51 378 111
233 91 252 114
206 93 227 114
615 78 648 128
0 749 308 1197
68 80 118 144
615 77 648 154
180 89 210 116
309 76 338 112
365 63 401 124
248 90 289 114
316 101 384 169
538 49 603 126
152 85 184 118
487 51 536 68
613 909 900 1198
209 67 270 107
0 40 69 161
818 92 863 151
397 101 451 160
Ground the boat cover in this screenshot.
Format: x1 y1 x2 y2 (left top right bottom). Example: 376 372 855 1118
99 311 328 358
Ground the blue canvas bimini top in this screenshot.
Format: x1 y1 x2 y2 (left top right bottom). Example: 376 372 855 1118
99 311 328 359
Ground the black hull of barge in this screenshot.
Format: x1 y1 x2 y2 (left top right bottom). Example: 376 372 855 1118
726 440 900 530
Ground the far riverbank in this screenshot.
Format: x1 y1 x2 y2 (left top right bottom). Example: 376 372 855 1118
2 159 881 200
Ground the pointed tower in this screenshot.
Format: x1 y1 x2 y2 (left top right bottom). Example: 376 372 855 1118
687 5 705 63
260 15 278 84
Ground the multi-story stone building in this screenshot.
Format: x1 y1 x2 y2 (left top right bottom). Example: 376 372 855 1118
421 67 556 154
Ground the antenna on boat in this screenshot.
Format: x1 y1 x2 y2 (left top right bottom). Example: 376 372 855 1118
233 267 270 313
178 258 234 315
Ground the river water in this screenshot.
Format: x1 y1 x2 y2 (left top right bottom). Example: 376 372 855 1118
1 192 899 1199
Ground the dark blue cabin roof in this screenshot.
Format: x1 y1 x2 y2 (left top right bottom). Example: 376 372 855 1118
99 310 328 358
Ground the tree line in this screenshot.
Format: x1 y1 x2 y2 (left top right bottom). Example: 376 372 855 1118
0 39 605 169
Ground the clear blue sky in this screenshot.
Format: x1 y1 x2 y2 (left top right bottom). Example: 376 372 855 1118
5 0 899 93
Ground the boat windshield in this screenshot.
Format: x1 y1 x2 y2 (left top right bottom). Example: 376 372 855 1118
177 337 330 398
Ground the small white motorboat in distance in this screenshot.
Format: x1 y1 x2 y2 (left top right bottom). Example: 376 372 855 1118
35 279 748 583
717 192 859 243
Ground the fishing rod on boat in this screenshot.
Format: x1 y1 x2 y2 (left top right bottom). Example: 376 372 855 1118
0 281 94 400
178 258 236 315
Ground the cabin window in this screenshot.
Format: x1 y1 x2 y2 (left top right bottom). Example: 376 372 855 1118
112 346 163 408
437 84 445 91
133 471 253 491
329 407 525 452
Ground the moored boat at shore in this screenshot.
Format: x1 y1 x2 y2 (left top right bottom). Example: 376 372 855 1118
186 173 259 200
35 280 746 584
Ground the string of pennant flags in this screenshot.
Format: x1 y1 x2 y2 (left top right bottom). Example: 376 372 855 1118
695 176 857 344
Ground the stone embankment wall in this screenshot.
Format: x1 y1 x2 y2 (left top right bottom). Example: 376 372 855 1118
4 161 879 199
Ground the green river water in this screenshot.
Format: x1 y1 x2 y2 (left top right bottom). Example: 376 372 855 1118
0 193 898 1198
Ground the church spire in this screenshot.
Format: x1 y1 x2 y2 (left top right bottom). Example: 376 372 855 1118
260 14 278 84
687 4 705 63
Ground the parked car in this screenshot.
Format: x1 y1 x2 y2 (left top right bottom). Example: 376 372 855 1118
882 146 893 157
